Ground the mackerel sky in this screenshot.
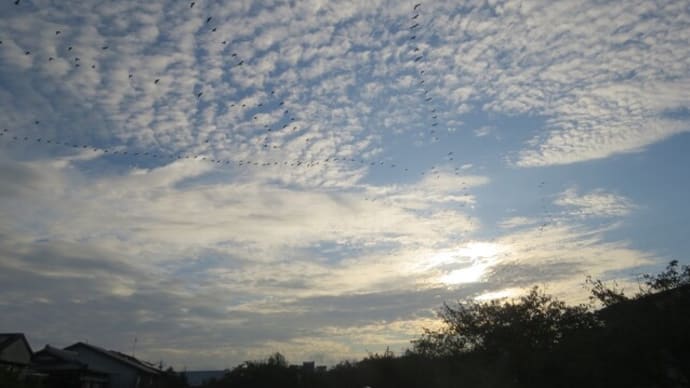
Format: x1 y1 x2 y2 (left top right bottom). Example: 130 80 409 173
1 0 689 369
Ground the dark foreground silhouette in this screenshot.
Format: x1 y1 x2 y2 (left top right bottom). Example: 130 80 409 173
201 261 690 388
3 261 689 388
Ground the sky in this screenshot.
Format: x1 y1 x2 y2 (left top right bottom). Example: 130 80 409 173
1 0 689 370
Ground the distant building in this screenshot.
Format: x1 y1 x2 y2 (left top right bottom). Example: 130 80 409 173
184 370 227 387
289 361 327 375
302 361 315 373
0 333 32 371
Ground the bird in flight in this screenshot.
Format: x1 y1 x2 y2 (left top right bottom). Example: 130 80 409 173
414 3 421 10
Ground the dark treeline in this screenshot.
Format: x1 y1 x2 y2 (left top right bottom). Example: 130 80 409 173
201 261 690 388
3 262 688 388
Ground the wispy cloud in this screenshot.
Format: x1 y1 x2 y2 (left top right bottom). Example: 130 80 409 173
555 187 636 218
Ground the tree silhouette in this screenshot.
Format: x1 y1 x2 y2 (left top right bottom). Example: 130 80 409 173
640 260 690 292
212 352 298 388
412 286 599 357
584 275 629 307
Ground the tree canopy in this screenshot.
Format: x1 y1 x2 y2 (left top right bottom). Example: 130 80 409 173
411 286 600 357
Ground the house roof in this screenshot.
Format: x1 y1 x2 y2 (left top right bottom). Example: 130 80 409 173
33 345 111 376
33 344 81 363
65 342 161 375
0 333 32 356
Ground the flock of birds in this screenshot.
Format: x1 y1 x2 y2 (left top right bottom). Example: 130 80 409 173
0 125 469 179
408 3 443 143
2 0 551 232
1 2 469 179
1 1 569 256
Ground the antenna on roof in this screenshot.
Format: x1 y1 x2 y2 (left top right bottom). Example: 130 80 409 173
132 336 138 357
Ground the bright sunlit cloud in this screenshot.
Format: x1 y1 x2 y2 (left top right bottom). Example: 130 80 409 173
474 287 524 301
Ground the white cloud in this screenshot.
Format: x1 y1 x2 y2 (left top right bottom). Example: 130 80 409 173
555 187 636 218
499 216 538 229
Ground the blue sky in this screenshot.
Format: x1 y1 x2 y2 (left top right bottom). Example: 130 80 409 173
1 0 689 369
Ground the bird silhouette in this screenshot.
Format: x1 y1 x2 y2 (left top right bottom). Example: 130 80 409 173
154 79 160 84
190 2 195 7
414 3 421 10
206 17 212 23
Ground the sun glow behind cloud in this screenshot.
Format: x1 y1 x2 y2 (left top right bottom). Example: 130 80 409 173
419 242 506 286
